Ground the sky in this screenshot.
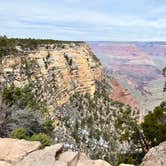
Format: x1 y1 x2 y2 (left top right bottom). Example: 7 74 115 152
1 0 166 41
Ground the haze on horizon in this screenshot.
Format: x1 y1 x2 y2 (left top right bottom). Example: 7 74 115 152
1 0 166 41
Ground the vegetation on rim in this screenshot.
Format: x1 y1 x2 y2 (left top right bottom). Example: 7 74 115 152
0 35 84 57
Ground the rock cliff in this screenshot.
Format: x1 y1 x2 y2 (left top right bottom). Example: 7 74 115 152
0 42 102 114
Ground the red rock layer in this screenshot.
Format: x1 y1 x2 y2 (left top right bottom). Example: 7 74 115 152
109 77 140 110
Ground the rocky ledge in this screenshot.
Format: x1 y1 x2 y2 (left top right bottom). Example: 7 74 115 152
0 138 165 166
0 138 111 166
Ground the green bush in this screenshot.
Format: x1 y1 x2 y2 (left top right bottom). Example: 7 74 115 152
10 128 52 147
1 84 34 107
11 128 27 139
41 119 54 137
164 82 166 92
0 36 17 57
141 101 166 146
163 67 166 91
162 67 166 77
1 84 46 112
30 133 52 147
116 153 141 166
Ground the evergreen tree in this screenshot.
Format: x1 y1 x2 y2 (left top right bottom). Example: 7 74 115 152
141 102 166 146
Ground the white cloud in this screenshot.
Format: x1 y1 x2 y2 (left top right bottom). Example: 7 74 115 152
1 0 166 40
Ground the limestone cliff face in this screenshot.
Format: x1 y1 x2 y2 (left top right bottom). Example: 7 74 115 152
0 43 102 112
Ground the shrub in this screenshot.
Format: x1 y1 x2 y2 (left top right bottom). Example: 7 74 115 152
0 36 17 57
1 84 46 112
162 67 166 77
141 101 166 146
41 119 54 137
162 67 166 91
116 153 138 166
164 82 166 92
30 133 52 147
11 128 27 139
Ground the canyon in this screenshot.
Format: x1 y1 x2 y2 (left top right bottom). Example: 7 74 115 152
0 38 165 166
89 42 166 115
0 39 143 165
2 40 165 119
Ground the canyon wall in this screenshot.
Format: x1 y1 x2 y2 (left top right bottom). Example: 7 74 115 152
0 43 102 113
89 42 166 115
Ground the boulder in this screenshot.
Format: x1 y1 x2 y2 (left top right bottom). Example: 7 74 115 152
77 159 95 166
78 153 89 161
58 151 79 166
0 138 41 164
16 143 63 166
0 161 12 166
77 159 112 166
94 159 112 166
54 161 68 166
0 138 113 166
77 153 94 166
140 141 166 166
119 164 135 166
77 154 112 166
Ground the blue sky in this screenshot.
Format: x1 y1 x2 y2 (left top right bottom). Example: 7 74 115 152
1 0 166 41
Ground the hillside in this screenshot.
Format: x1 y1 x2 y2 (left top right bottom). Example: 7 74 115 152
0 37 143 165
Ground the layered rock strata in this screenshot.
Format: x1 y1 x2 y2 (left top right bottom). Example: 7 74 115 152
0 43 102 113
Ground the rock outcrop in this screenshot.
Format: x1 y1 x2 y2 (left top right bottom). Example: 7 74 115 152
16 143 63 166
0 43 102 115
140 141 166 166
0 138 41 164
0 138 112 166
77 154 112 166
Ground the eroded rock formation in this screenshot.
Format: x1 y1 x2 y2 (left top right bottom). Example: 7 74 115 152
0 43 102 114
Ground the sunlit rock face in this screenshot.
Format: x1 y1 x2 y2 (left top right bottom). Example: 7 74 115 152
89 41 166 115
0 138 112 166
0 43 102 113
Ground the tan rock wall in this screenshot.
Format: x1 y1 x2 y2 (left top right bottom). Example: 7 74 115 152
0 43 102 113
